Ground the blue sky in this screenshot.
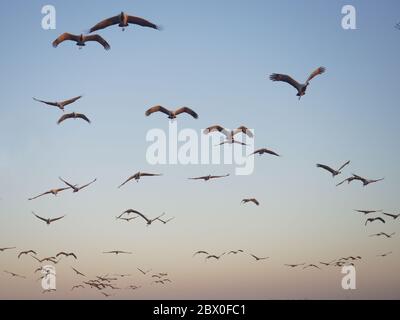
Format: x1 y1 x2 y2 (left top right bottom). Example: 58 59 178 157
0 0 400 299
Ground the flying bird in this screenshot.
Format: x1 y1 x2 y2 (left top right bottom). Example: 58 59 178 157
18 250 37 259
71 267 86 277
88 12 160 32
249 148 280 157
126 285 141 290
71 285 85 291
56 252 77 259
354 174 385 187
316 160 350 177
382 212 400 220
137 268 151 275
4 271 26 279
33 96 82 112
270 66 326 99
117 216 138 222
189 174 229 181
354 209 382 215
365 217 385 226
193 250 209 257
336 176 360 187
303 264 321 270
0 247 16 252
204 125 253 145
28 187 71 200
249 254 269 261
156 216 175 224
103 250 132 255
57 112 91 125
134 212 166 226
369 232 395 238
52 33 110 50
145 106 198 120
59 177 97 193
118 172 162 188
284 263 305 268
227 250 244 255
205 253 226 261
31 255 58 264
241 198 259 206
377 252 392 257
32 212 65 225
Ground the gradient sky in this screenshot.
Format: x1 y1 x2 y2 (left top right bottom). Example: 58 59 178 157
1 0 400 299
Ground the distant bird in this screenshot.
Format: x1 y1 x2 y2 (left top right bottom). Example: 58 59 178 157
241 198 259 206
113 274 131 278
227 250 244 255
71 267 86 277
0 247 16 252
31 255 58 264
153 280 166 285
284 263 305 268
52 33 110 50
29 187 71 200
316 160 350 177
117 216 138 222
126 285 141 290
101 292 112 297
32 212 65 225
159 273 168 277
270 66 326 100
249 148 280 157
354 209 382 215
156 216 175 224
103 250 132 255
56 252 77 260
204 125 253 145
365 217 385 226
382 212 400 220
319 260 335 266
249 254 269 261
353 174 385 187
145 106 198 120
137 268 151 275
151 274 162 279
193 250 209 257
18 250 37 259
4 271 26 279
71 285 85 291
189 174 229 181
303 264 321 270
369 232 395 238
205 253 226 261
134 212 166 226
118 172 162 188
33 96 82 112
377 251 392 257
57 112 91 125
88 12 160 33
59 177 97 193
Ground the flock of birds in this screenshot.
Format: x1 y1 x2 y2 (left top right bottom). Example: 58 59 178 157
0 9 399 299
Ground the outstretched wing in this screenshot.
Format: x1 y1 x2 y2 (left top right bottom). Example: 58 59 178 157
174 107 199 119
188 176 207 180
270 73 301 91
251 199 260 206
89 15 120 33
337 160 350 172
203 125 229 137
79 178 97 190
57 113 74 124
33 98 58 107
76 113 91 123
49 215 65 223
118 174 137 188
145 105 171 117
316 164 336 175
32 212 48 223
133 212 151 223
84 34 111 50
306 66 326 83
28 191 51 200
210 174 229 179
139 173 162 177
59 177 76 189
60 96 82 107
127 15 160 30
52 33 80 48
232 126 253 138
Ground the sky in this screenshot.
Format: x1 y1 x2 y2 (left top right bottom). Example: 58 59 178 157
0 0 400 299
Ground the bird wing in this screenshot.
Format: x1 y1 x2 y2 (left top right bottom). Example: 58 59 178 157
60 96 82 107
76 113 91 123
203 125 229 137
32 212 48 223
251 199 260 206
316 164 336 175
232 126 253 138
84 34 111 50
174 107 199 119
52 33 80 47
57 113 74 124
127 15 160 29
29 191 51 200
89 15 120 33
79 178 97 190
269 73 301 91
145 105 172 117
189 176 207 180
134 212 151 223
139 173 161 177
383 212 396 219
210 174 229 179
33 98 58 107
59 177 76 189
306 66 326 83
49 215 65 223
337 160 350 172
118 175 137 188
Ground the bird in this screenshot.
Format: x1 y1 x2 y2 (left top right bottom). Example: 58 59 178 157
113 274 131 278
249 254 269 261
189 174 229 181
33 96 82 112
153 280 166 285
88 12 160 33
18 250 37 259
377 252 392 257
101 292 112 297
32 212 66 225
103 250 132 255
56 252 77 259
204 125 253 145
249 148 280 157
71 267 86 277
151 274 162 279
57 112 91 125
365 217 385 226
316 161 350 177
117 216 138 222
52 33 110 50
241 198 259 206
126 285 141 290
118 172 162 188
31 255 58 264
369 232 395 238
284 263 305 268
354 209 382 215
4 271 26 279
134 212 166 226
28 187 71 200
227 250 244 255
0 247 16 252
71 285 85 291
145 106 198 120
205 253 226 261
336 176 360 187
193 250 209 257
59 177 97 193
269 66 326 100
156 216 175 224
303 264 321 270
137 268 151 275
382 212 400 220
353 174 385 186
